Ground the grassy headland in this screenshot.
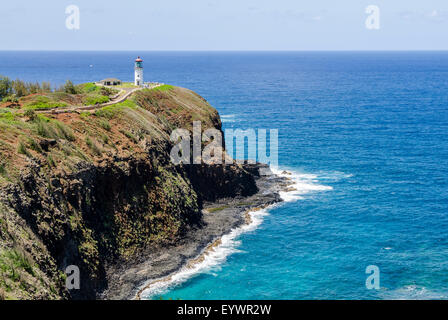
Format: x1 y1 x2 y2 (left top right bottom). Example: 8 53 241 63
0 80 257 300
0 76 117 111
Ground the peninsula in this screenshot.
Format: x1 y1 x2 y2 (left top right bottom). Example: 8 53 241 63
0 78 291 299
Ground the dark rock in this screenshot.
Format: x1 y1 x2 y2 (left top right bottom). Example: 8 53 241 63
39 139 57 152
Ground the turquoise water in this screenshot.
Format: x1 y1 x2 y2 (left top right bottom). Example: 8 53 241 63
1 51 448 299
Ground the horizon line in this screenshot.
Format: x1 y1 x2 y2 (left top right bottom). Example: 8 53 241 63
1 49 448 53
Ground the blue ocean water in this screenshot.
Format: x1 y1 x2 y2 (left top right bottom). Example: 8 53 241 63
1 51 448 299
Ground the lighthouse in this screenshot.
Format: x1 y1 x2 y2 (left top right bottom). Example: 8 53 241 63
134 56 144 86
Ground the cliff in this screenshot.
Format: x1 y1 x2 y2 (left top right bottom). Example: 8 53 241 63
0 85 258 299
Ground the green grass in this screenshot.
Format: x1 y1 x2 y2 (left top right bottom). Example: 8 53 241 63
49 91 71 101
35 117 58 139
0 108 15 114
0 248 36 297
23 96 67 110
80 111 91 120
95 99 137 119
77 83 98 93
2 95 18 103
207 205 230 213
0 249 35 277
31 115 77 142
0 111 17 124
152 84 174 92
84 94 110 106
77 83 118 96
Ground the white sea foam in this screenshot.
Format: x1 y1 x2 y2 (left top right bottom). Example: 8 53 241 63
381 285 448 300
270 167 333 202
140 167 336 299
140 207 270 299
220 114 238 123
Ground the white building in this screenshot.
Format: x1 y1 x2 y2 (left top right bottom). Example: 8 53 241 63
134 56 144 86
100 78 122 86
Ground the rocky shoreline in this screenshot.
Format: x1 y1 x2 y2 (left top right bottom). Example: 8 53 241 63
100 164 294 300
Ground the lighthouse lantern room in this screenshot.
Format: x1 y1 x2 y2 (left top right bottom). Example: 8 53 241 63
134 57 144 86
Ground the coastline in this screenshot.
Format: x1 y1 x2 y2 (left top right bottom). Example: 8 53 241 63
100 164 295 300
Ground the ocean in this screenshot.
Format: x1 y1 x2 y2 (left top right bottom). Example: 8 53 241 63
1 51 448 299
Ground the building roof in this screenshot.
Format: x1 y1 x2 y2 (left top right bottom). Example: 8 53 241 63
100 78 121 82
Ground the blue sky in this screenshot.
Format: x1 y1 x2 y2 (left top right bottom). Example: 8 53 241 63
1 0 448 50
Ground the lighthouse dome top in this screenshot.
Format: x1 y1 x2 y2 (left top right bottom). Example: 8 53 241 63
135 56 143 62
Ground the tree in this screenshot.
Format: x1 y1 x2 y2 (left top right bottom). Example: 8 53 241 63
63 80 77 94
42 82 52 93
12 79 27 97
26 82 41 94
0 75 12 99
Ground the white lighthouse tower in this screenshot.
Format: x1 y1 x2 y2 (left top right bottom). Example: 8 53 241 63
134 56 144 86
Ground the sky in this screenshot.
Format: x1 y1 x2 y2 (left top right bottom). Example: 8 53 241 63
1 0 448 51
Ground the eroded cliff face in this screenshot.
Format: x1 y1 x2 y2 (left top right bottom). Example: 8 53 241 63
0 86 257 299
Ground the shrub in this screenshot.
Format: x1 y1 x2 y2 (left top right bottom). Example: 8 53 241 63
17 142 31 157
99 86 118 96
85 137 102 156
55 121 76 141
2 95 18 103
120 130 138 143
36 119 57 139
99 119 111 131
27 138 42 153
101 134 109 144
62 80 77 94
24 109 36 121
47 155 56 167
